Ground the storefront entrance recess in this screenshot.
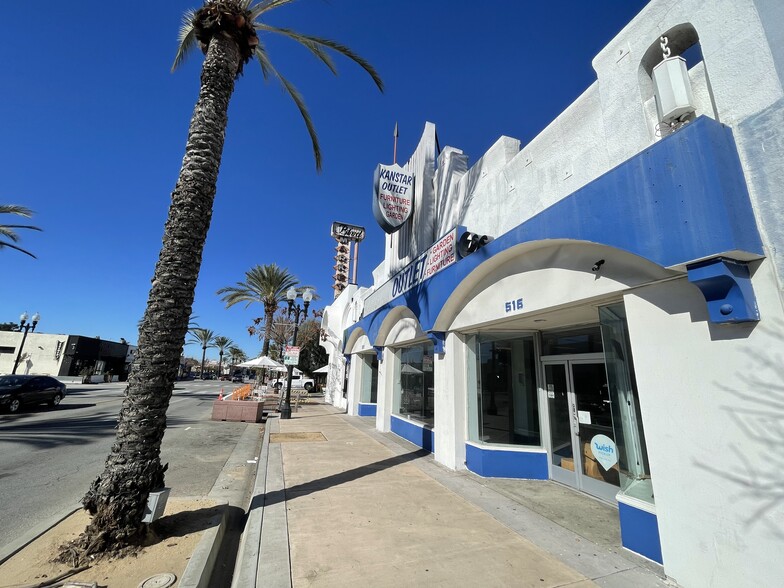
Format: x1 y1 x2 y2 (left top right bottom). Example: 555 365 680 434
545 359 620 503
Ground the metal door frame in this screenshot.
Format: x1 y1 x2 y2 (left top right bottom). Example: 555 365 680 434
542 356 619 503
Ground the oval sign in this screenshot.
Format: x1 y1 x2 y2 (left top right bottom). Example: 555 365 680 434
372 163 414 233
590 434 618 471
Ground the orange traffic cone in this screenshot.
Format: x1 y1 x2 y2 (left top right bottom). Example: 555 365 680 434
218 389 224 401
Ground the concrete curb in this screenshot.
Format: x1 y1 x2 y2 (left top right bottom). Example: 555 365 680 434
185 421 264 587
231 416 275 588
179 500 229 588
0 504 81 565
256 421 291 587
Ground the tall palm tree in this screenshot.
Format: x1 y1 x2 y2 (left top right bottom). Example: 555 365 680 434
63 1 380 563
188 327 217 378
213 335 234 376
218 263 299 357
0 204 42 258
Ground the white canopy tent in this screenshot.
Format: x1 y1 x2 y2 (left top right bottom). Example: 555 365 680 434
266 364 302 375
237 355 284 369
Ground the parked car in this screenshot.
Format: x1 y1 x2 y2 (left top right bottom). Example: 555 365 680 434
0 375 67 413
272 373 314 391
231 372 244 383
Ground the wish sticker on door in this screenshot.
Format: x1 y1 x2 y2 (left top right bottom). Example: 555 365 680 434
590 434 618 471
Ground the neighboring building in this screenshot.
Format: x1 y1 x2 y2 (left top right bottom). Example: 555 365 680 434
321 284 366 409
0 331 135 381
320 1 784 586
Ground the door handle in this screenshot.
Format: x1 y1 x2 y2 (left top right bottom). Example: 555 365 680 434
571 402 582 435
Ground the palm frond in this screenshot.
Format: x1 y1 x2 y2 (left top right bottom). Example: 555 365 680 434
256 26 384 91
213 336 235 352
217 282 265 309
0 240 36 258
188 314 200 329
171 9 199 72
187 327 216 347
255 24 337 75
0 205 34 216
254 47 322 170
254 39 272 81
1 205 40 257
1 224 43 231
0 224 42 241
250 0 296 20
0 227 19 241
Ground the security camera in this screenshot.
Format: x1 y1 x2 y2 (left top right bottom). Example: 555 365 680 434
591 259 605 272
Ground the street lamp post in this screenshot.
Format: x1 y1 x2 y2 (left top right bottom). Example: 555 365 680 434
12 312 40 375
280 287 313 420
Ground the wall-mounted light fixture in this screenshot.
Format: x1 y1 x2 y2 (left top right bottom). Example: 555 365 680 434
591 259 605 272
457 231 493 258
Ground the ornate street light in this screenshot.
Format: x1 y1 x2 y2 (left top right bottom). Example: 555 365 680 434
280 287 313 419
12 312 40 374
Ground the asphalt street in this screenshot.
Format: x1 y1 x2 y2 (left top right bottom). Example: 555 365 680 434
0 379 255 556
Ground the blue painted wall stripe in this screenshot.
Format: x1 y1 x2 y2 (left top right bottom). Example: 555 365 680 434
357 403 377 417
390 415 434 452
465 443 549 479
618 501 663 564
346 117 763 345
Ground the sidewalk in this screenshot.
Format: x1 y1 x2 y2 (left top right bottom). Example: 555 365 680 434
235 402 671 588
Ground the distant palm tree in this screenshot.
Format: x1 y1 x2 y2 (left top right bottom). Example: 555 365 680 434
0 205 42 258
65 0 381 564
218 264 299 357
213 335 234 377
188 328 216 379
228 345 247 367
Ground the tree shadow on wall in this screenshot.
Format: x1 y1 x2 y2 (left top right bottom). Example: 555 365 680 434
695 318 784 541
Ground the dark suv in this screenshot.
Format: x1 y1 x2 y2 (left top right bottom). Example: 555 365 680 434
0 375 67 413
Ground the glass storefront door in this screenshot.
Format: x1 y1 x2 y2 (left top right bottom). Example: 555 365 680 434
545 359 620 503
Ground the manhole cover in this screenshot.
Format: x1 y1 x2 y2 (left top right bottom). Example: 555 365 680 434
270 432 327 443
138 573 177 588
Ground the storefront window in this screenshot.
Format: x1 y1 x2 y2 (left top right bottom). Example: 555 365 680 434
599 303 654 504
359 353 378 403
542 326 603 355
394 342 435 425
474 334 540 446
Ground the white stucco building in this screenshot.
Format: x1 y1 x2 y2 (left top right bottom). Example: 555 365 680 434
0 331 135 381
320 1 784 585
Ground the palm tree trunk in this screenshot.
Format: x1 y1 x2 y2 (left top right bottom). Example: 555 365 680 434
262 307 275 356
61 34 241 563
201 346 208 379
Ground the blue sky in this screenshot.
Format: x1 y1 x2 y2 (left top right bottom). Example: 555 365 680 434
0 0 649 361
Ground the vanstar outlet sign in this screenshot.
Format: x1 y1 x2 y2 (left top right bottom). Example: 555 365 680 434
372 163 414 233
